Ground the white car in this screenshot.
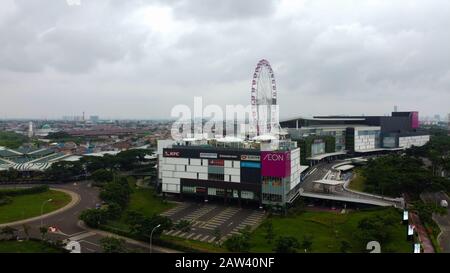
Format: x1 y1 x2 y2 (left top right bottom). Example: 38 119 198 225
440 200 448 208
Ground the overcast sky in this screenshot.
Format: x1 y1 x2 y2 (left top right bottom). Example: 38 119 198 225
0 0 449 120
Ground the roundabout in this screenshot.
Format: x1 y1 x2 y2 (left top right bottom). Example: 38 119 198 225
0 187 79 227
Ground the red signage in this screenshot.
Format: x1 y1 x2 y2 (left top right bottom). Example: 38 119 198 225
209 159 224 166
164 151 180 157
261 151 291 178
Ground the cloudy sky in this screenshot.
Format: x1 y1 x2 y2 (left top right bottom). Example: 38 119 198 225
0 0 449 120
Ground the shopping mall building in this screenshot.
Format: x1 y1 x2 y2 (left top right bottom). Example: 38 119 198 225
280 111 430 164
157 138 303 207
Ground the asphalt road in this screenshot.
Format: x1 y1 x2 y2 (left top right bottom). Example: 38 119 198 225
420 191 450 253
2 182 161 253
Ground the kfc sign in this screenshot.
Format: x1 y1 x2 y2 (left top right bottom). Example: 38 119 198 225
164 151 180 157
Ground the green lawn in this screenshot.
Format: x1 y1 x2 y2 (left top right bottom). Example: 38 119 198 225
348 168 366 192
0 240 64 253
105 183 175 232
0 190 71 224
250 208 412 253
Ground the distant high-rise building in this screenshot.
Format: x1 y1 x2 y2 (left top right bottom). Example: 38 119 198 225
90 116 99 123
394 105 398 112
28 121 34 138
448 113 450 131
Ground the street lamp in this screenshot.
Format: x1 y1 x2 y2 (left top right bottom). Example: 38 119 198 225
40 199 53 228
149 224 161 254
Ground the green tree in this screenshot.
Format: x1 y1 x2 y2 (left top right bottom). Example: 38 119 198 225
99 178 132 208
79 209 108 228
100 237 127 253
263 221 275 244
213 227 222 243
300 235 313 253
340 240 351 253
224 233 251 253
175 220 192 232
274 236 300 253
91 169 114 184
106 202 122 220
1 226 18 240
126 211 172 239
39 226 48 240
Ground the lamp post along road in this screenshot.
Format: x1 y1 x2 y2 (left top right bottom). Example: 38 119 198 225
149 224 161 254
40 199 53 228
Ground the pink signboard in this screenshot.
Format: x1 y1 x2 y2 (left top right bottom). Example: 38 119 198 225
411 111 419 129
261 151 291 178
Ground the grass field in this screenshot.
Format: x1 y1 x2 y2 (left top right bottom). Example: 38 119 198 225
105 182 175 232
0 190 71 224
348 168 366 192
249 208 411 253
0 240 64 253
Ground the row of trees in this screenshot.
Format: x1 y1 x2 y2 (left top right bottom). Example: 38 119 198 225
0 131 27 149
0 148 153 183
223 224 314 253
79 177 132 228
361 154 450 198
407 135 450 176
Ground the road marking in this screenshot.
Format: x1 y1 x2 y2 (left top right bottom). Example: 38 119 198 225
165 230 175 235
200 235 210 242
69 232 96 241
193 234 202 240
186 233 195 239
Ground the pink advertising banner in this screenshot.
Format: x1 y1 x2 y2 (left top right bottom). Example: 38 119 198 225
411 111 419 129
261 151 291 178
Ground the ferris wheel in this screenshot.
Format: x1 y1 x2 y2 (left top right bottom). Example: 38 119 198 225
250 59 278 136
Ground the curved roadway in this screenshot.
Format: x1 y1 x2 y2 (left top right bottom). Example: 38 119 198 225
1 181 175 253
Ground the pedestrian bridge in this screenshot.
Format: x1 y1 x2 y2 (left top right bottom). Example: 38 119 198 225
298 191 403 208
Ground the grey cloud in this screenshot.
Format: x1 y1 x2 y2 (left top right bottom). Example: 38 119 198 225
0 0 449 119
161 0 278 21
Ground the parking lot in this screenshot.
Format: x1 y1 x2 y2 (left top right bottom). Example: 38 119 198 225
161 202 265 243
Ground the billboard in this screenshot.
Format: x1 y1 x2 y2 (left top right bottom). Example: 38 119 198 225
403 210 409 221
261 151 291 178
240 162 261 168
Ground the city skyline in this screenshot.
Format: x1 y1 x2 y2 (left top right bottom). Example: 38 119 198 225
1 0 450 119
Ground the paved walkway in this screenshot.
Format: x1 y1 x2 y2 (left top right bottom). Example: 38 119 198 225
0 188 80 228
421 191 450 252
410 212 435 253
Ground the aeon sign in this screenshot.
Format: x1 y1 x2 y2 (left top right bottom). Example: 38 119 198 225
263 153 286 161
261 151 291 178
